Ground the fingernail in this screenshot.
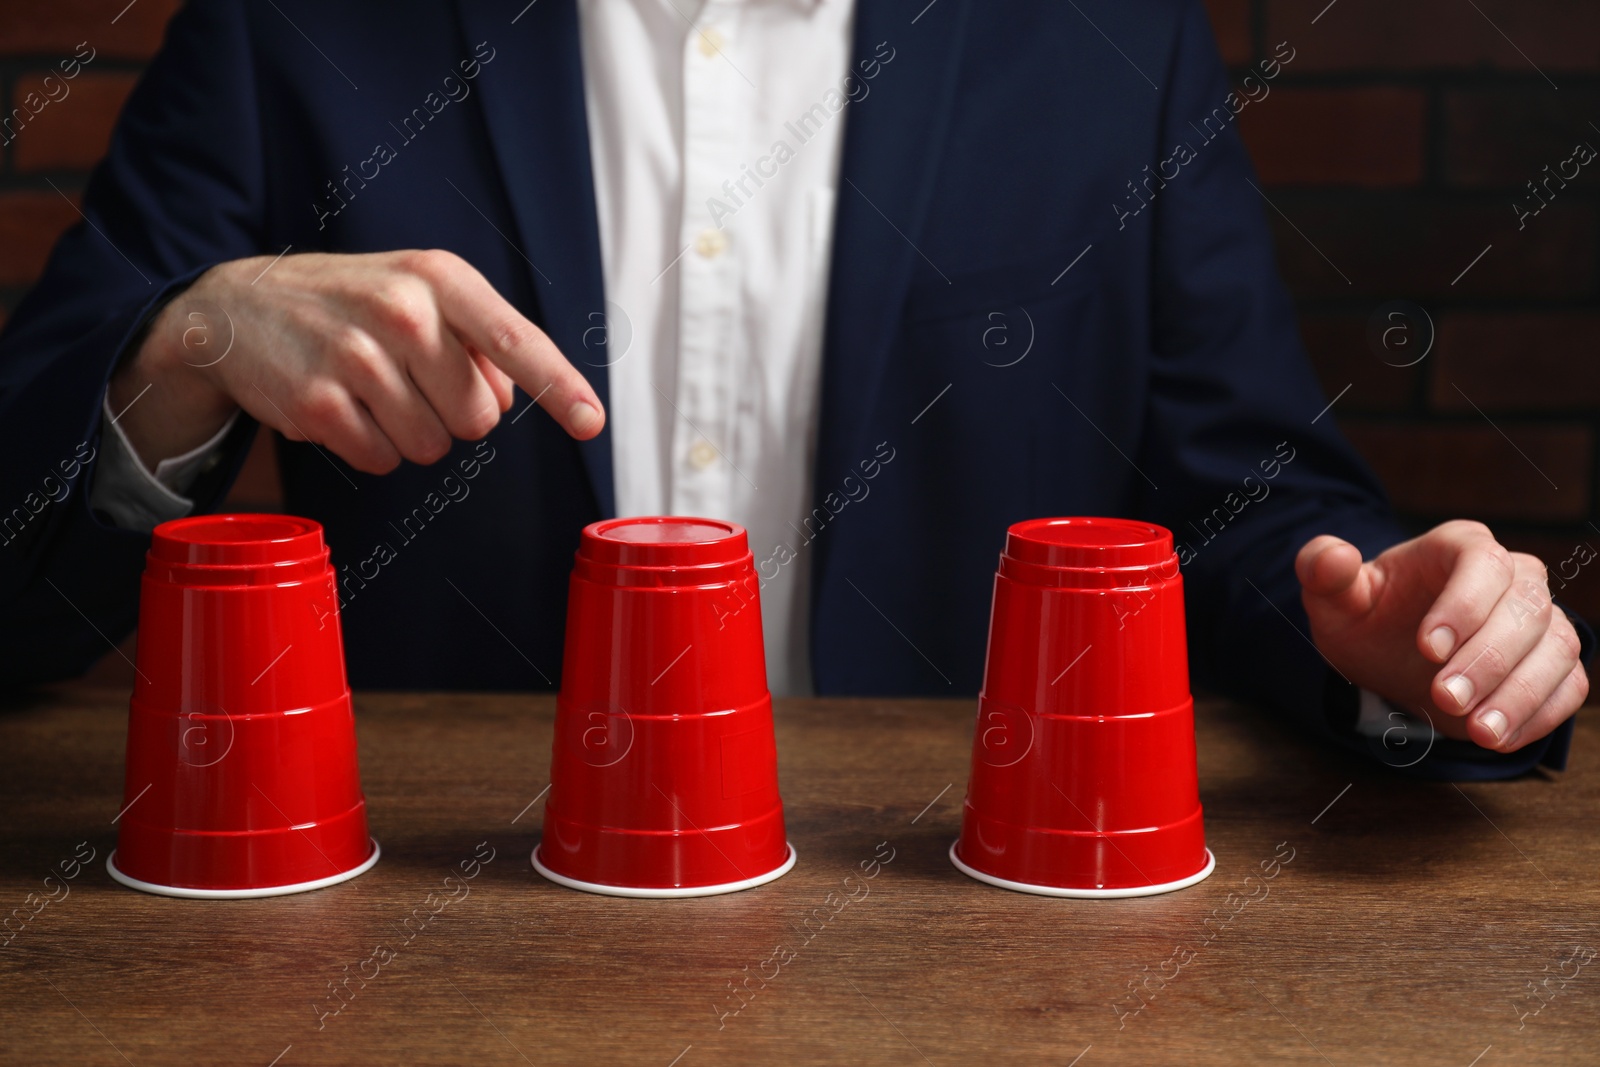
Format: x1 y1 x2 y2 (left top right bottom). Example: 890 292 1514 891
1427 626 1456 660
1477 708 1507 743
1443 674 1474 710
567 401 599 436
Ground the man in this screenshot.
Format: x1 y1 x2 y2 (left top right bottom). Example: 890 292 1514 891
0 0 1586 781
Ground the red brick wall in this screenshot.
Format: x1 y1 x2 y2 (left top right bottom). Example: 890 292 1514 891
0 0 285 514
1 3 173 288
3 1 1597 626
1218 0 1600 625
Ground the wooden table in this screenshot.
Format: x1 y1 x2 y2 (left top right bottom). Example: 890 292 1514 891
1 686 1595 1066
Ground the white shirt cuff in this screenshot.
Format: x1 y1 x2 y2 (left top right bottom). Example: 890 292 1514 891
89 396 240 532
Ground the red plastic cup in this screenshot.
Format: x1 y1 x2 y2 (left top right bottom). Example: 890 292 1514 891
107 514 379 898
950 517 1214 897
533 517 795 897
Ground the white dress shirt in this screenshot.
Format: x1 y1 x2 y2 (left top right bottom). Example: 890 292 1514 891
94 0 857 697
579 0 854 696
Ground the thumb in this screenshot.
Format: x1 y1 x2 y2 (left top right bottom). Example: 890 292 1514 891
1296 535 1375 618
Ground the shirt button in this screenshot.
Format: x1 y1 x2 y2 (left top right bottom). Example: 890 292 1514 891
697 26 726 57
688 439 718 469
694 228 727 258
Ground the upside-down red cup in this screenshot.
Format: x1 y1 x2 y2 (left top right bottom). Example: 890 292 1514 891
533 517 795 897
950 517 1214 897
107 514 379 898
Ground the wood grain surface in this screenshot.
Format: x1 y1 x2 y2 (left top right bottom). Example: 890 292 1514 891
0 686 1595 1066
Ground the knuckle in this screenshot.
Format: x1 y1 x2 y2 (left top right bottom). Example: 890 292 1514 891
404 247 458 278
1479 541 1514 579
1455 587 1498 625
416 434 452 465
296 381 345 428
1530 593 1554 625
1513 553 1550 585
1470 644 1509 682
1573 666 1591 705
458 402 499 440
1552 622 1583 662
374 285 432 343
371 441 404 474
331 326 385 380
486 317 535 359
1511 586 1554 627
1503 672 1542 712
1439 518 1490 545
352 450 397 476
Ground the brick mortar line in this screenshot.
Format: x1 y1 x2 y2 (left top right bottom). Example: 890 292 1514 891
1254 184 1600 198
0 175 91 191
1295 298 1600 312
0 58 152 73
1343 412 1597 428
1227 70 1600 88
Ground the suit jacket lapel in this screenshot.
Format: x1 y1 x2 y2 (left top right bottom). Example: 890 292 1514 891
813 0 971 530
454 0 971 524
819 0 971 470
454 0 615 517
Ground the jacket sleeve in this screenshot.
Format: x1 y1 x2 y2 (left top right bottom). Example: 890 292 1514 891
0 0 264 684
1135 0 1574 780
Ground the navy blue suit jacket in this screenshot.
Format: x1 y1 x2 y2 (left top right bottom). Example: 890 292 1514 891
0 0 1576 778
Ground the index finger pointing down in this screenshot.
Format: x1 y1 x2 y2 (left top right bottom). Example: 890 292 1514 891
421 251 605 440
